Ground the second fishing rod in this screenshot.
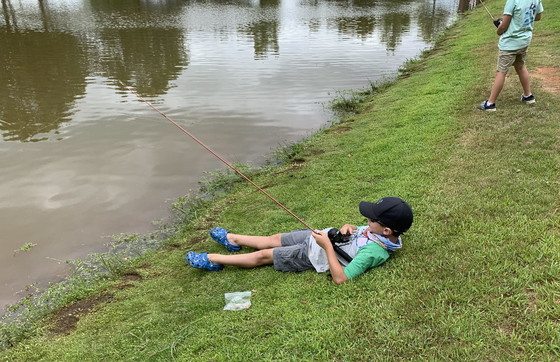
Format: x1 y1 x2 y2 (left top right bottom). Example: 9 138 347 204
479 0 503 28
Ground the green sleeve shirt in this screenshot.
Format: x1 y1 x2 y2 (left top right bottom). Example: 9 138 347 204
343 242 390 279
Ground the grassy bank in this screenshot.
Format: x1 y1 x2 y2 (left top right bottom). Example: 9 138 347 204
2 1 559 360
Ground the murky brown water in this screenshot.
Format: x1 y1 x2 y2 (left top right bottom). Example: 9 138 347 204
1 0 460 308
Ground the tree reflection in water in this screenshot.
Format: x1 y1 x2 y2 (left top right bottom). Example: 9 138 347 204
0 0 188 142
0 0 459 142
0 31 87 142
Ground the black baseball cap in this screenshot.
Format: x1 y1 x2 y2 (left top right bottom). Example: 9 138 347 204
359 197 413 233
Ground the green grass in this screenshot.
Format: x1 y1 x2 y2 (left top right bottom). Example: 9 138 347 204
2 1 559 360
12 243 37 255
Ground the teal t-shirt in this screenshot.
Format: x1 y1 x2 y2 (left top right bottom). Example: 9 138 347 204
499 0 544 51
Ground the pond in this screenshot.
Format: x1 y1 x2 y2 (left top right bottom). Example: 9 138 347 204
0 0 462 308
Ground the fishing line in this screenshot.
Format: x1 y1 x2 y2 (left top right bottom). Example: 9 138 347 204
479 0 496 21
119 80 316 232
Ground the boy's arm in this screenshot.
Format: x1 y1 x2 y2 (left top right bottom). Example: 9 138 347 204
497 14 511 35
535 13 542 21
312 231 348 284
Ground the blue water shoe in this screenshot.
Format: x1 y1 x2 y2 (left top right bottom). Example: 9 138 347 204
186 251 224 271
210 227 241 252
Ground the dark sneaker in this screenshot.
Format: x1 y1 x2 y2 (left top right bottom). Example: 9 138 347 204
477 100 496 111
521 94 536 104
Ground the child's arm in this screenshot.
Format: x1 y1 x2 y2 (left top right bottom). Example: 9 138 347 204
312 231 348 284
497 14 511 35
535 12 542 22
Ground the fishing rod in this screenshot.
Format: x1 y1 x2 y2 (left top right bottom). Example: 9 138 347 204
118 80 316 232
479 0 496 21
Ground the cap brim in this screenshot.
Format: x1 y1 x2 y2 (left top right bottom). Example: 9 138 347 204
359 201 378 220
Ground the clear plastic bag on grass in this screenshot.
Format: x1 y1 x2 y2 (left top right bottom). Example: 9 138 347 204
223 291 252 311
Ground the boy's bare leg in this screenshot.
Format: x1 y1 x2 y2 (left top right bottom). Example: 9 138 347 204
514 64 532 96
208 249 274 268
488 71 507 104
226 233 282 250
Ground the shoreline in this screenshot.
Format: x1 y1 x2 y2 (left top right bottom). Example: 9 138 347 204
0 74 400 343
0 48 426 349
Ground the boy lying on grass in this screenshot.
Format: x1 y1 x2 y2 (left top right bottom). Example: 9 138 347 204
186 197 413 284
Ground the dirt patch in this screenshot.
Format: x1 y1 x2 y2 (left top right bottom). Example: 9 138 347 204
122 272 142 282
525 289 538 313
271 161 307 176
305 149 325 157
186 234 206 245
117 282 136 290
533 67 560 94
49 293 113 335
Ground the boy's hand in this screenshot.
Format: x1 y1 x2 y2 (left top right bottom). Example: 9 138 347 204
493 18 502 28
339 224 356 235
312 231 332 250
313 230 348 285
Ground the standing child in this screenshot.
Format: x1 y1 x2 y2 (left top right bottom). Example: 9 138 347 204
478 0 544 111
186 197 413 284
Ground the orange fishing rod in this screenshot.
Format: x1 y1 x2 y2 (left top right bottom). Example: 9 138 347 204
119 80 316 232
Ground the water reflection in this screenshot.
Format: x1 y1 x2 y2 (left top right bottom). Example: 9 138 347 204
381 12 411 51
418 0 450 42
239 0 280 59
0 0 188 142
96 27 188 96
89 0 184 13
0 31 87 142
0 0 460 141
239 21 280 59
334 16 375 40
1 0 16 31
77 0 188 97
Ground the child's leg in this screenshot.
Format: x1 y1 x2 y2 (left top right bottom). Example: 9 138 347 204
208 249 274 268
514 64 532 96
226 233 282 250
488 71 507 104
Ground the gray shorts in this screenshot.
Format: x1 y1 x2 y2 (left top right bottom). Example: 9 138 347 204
272 229 315 272
497 47 528 73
